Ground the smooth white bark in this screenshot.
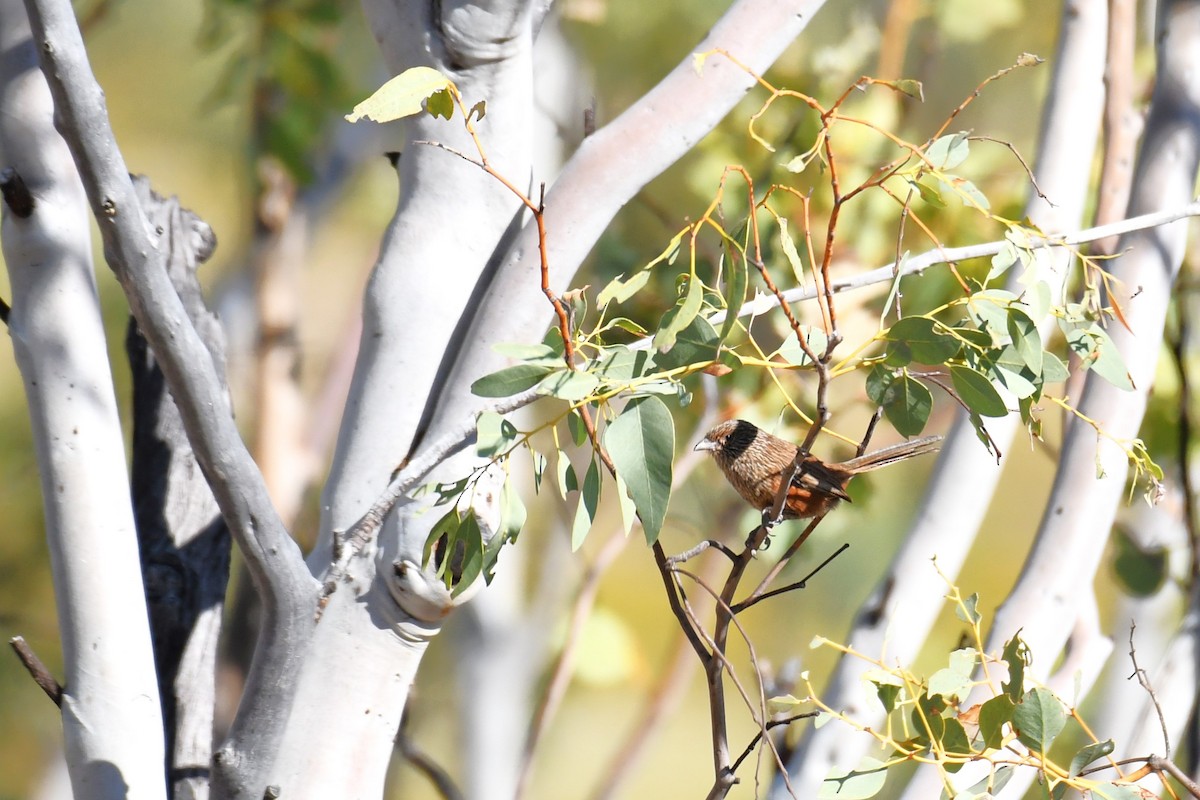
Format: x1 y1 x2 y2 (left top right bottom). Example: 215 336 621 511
0 2 165 797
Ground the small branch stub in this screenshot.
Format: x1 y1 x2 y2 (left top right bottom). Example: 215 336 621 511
9 636 63 707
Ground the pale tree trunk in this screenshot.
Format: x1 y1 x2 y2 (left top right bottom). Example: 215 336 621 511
775 0 1109 794
0 1 166 797
902 0 1200 795
9 0 833 796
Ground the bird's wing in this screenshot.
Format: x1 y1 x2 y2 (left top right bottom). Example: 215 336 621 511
791 456 852 502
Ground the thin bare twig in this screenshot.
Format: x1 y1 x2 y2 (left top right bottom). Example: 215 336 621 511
1128 622 1172 759
9 636 62 707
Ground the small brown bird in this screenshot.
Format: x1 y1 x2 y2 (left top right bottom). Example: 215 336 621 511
694 419 942 519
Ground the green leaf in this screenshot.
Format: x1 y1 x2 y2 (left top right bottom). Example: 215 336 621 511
492 342 561 362
911 179 946 208
604 396 675 543
531 449 547 494
613 472 638 536
874 681 902 715
950 364 1007 417
425 87 454 119
956 592 982 625
654 315 720 371
778 217 807 285
988 240 1021 282
476 411 519 457
940 718 973 771
483 477 527 581
818 757 888 799
1041 351 1069 383
884 316 961 365
865 364 896 406
1112 527 1168 597
1012 687 1066 752
1068 739 1114 779
653 272 704 353
1089 783 1143 800
423 507 461 575
345 66 454 123
777 326 829 367
925 132 970 169
472 363 556 397
928 667 972 704
595 346 654 384
1067 325 1134 390
720 240 748 343
1001 635 1028 702
966 290 1018 338
571 457 601 551
1006 309 1043 374
537 369 600 401
597 269 651 307
567 410 589 447
884 373 933 436
452 511 484 597
988 345 1039 399
962 765 1014 797
979 695 1013 750
555 453 577 500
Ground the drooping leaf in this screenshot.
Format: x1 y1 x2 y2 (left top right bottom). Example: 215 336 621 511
604 396 675 543
571 457 602 550
345 66 454 123
1001 635 1028 702
1006 309 1043 374
719 238 748 343
653 272 704 353
451 511 484 597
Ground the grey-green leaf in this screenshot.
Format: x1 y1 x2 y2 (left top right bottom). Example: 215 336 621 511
472 363 556 397
604 396 675 543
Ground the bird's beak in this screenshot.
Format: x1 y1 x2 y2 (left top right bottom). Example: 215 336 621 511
693 439 716 453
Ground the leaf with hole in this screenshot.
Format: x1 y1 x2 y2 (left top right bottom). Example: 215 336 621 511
346 66 454 122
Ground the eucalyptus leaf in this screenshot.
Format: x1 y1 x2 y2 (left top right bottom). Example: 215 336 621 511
604 397 675 543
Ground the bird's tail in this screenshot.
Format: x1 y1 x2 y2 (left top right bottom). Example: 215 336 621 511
839 435 943 473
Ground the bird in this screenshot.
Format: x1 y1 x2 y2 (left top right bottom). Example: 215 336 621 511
693 419 942 520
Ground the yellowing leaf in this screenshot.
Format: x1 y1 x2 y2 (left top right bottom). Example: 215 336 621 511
345 67 455 123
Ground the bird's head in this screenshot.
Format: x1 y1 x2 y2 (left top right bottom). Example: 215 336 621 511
694 419 761 462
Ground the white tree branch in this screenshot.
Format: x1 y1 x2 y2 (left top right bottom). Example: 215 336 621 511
0 3 164 797
19 0 320 793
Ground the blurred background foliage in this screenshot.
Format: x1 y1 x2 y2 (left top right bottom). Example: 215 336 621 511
1 0 1187 798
